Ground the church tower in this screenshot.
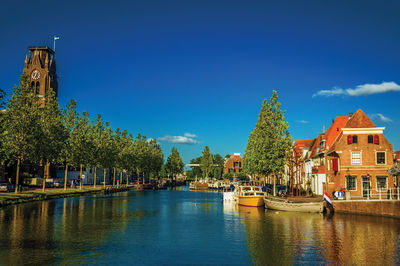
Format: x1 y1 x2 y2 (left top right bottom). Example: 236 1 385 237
23 46 58 103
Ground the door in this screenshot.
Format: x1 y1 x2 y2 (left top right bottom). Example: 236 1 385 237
362 176 370 198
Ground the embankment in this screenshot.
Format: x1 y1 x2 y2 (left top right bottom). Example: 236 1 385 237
332 200 400 219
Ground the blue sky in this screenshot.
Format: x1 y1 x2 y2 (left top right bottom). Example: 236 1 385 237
1 0 399 166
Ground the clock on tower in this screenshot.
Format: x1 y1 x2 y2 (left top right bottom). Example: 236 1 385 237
23 46 58 103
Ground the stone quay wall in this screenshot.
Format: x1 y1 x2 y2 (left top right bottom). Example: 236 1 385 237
332 200 400 219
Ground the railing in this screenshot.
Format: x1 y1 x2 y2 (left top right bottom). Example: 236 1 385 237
358 187 400 200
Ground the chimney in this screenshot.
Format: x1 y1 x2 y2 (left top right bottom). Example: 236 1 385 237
323 125 325 133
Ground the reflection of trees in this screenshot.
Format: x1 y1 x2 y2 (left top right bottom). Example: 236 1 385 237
0 192 134 265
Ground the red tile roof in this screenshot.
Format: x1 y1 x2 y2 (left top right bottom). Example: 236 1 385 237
344 109 376 128
395 151 400 160
323 116 349 151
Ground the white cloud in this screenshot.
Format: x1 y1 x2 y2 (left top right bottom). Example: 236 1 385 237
184 132 197 138
313 87 345 97
313 82 400 97
158 134 199 145
296 120 309 124
370 113 392 123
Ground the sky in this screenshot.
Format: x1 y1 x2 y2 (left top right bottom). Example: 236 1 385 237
1 0 399 166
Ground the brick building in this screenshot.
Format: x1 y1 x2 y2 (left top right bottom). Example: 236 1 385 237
325 109 395 198
224 153 243 174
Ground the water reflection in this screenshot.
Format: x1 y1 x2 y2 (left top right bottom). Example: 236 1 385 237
234 205 400 265
0 190 399 265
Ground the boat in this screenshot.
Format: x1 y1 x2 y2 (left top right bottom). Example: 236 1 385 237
263 195 323 213
189 181 209 190
237 186 265 207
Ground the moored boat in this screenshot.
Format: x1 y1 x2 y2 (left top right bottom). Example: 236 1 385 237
189 181 209 190
263 196 323 213
237 186 265 207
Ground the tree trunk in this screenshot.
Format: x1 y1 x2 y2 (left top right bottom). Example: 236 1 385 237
120 171 122 185
126 171 129 186
103 168 106 188
113 167 116 186
273 173 276 196
15 158 21 194
80 164 83 189
94 167 97 188
42 160 47 192
64 162 68 191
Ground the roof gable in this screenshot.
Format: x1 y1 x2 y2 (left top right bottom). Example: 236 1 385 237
344 109 376 128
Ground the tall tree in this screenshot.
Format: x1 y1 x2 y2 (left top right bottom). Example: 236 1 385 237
70 110 93 188
165 147 183 180
200 146 213 178
39 88 66 191
2 74 43 193
61 100 78 190
243 90 292 195
212 154 224 180
0 88 6 163
148 139 164 179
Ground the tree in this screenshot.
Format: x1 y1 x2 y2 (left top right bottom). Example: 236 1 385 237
212 154 224 179
61 100 78 190
39 88 66 191
165 147 183 180
243 90 292 195
133 134 149 183
2 74 43 193
0 88 6 163
70 110 93 188
200 146 213 178
148 139 164 179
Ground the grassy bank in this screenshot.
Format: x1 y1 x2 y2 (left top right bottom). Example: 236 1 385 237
0 186 135 208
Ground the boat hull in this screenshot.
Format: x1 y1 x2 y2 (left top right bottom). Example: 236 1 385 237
238 196 264 207
264 196 323 213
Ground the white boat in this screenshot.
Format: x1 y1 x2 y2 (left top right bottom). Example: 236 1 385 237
263 196 323 213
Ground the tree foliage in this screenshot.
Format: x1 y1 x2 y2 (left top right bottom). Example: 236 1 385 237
165 147 184 178
200 146 213 178
243 90 292 178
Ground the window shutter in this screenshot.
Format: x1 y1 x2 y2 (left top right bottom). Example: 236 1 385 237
374 135 380 145
332 158 339 171
347 135 353 144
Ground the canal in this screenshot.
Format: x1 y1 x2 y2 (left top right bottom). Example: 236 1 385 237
0 187 399 265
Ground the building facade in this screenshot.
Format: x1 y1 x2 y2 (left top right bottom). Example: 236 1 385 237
326 110 395 198
224 153 243 174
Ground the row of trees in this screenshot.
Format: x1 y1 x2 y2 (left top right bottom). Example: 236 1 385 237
0 74 165 193
186 146 225 180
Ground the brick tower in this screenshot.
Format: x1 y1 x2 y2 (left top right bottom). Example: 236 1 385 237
23 46 58 103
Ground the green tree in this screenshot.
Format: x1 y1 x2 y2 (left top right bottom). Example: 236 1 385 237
39 88 66 191
2 74 43 193
212 154 225 179
133 134 149 183
0 88 6 163
61 100 78 190
165 147 184 180
200 146 213 178
70 110 93 188
243 90 292 195
148 139 164 179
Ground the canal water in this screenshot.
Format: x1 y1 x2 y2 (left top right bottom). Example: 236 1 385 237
0 187 399 265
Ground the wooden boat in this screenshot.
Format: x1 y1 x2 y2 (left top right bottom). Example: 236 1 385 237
237 186 265 207
189 181 208 190
263 196 323 213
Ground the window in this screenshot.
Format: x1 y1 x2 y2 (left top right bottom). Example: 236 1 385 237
36 82 40 95
351 152 361 165
374 135 380 145
376 152 385 164
376 176 387 190
346 175 357 190
368 135 373 144
352 135 358 144
347 135 353 144
320 140 325 150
